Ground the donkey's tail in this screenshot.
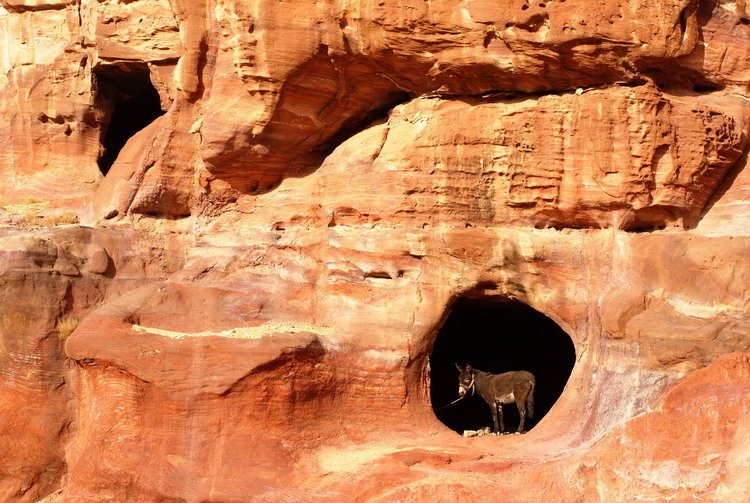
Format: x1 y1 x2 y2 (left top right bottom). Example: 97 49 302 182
527 381 535 419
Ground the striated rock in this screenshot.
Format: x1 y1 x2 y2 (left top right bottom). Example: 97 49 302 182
0 0 749 502
87 0 182 64
101 83 750 228
61 283 412 501
0 227 187 501
38 223 748 501
695 154 750 235
0 0 180 209
3 0 748 212
0 229 101 502
671 0 750 88
504 352 750 502
200 0 702 192
306 84 748 230
312 354 750 502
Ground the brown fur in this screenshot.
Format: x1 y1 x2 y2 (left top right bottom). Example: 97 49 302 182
456 363 536 434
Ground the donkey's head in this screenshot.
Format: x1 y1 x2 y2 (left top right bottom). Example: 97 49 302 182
455 363 475 397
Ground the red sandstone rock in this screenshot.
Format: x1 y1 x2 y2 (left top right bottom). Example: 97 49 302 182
0 0 749 502
200 0 703 191
507 352 750 502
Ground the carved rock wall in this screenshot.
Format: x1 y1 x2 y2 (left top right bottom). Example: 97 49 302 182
0 0 749 502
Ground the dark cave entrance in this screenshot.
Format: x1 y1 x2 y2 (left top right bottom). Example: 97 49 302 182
430 297 576 434
94 62 165 175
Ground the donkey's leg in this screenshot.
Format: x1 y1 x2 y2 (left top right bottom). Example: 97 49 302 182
515 388 529 433
487 402 503 433
496 402 505 434
517 405 526 433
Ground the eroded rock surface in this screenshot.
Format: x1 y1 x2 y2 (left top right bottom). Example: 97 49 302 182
1 0 749 501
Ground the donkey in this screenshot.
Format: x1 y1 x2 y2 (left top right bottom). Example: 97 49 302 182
456 363 536 434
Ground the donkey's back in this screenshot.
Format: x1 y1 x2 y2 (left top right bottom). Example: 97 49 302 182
487 371 534 407
476 369 536 433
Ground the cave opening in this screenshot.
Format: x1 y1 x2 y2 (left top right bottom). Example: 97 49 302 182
429 297 575 434
94 62 165 175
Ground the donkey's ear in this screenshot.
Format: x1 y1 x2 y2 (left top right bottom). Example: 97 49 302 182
466 363 473 372
455 362 462 371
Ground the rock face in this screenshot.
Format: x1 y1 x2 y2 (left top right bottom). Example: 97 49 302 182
1 0 749 502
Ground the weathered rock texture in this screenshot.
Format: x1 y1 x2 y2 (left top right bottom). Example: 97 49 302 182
1 0 750 501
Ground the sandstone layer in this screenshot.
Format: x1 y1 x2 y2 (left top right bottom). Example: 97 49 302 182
1 0 750 502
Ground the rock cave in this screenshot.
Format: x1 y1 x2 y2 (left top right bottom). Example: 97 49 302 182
430 297 576 434
2 0 750 501
93 63 165 175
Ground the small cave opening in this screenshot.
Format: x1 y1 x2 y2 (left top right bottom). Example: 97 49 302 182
93 62 165 175
429 297 575 434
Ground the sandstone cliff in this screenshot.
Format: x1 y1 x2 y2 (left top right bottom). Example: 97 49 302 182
1 0 749 501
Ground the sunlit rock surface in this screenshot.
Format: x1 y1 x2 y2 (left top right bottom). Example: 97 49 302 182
1 0 749 501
